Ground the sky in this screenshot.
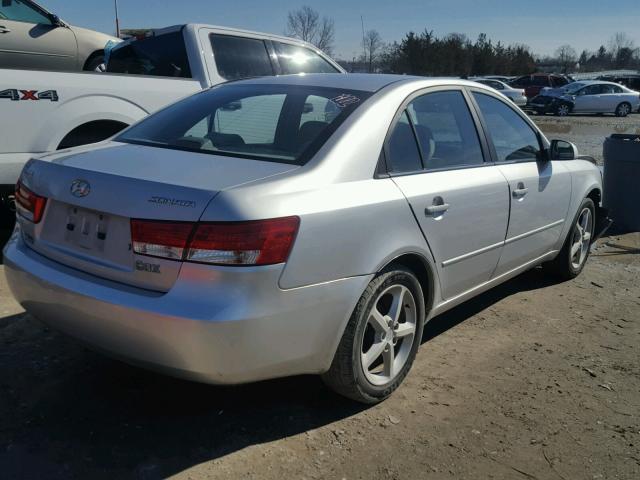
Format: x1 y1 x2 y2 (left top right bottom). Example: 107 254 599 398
43 0 640 60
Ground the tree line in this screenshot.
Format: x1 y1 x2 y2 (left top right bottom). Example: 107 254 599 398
284 6 639 76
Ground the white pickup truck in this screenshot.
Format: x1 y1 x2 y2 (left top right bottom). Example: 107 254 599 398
0 23 344 212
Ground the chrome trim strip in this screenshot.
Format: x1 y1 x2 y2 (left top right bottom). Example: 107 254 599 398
0 48 72 58
504 219 565 245
442 240 504 267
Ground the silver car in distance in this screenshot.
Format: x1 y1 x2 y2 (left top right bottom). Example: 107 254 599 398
4 74 608 404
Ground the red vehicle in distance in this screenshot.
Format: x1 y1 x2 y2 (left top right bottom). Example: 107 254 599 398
510 74 572 99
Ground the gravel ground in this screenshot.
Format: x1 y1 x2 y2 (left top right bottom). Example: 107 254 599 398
0 232 638 479
532 113 640 164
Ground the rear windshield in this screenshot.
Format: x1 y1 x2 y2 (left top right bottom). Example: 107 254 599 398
106 31 192 78
117 84 371 165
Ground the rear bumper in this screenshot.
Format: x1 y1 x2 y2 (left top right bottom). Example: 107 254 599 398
3 229 370 384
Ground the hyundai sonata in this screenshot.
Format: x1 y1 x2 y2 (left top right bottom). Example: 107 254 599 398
4 74 608 403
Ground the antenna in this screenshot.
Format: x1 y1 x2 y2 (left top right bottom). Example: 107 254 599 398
114 0 121 38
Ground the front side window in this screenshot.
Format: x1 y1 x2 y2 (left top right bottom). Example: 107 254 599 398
117 84 370 165
107 31 192 78
406 90 484 170
273 42 339 74
580 84 602 96
0 0 51 24
210 34 273 81
473 92 541 162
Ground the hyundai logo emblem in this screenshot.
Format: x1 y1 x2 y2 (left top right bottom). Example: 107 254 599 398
70 179 91 198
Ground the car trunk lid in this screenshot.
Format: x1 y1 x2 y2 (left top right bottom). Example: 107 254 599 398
19 143 298 291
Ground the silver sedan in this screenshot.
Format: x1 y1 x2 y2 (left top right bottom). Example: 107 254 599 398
4 74 607 403
473 78 528 106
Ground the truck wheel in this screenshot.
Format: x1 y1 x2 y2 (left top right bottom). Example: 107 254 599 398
615 102 631 117
322 266 425 404
543 198 595 280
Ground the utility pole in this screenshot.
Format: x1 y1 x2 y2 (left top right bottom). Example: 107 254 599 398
114 0 121 38
361 16 366 64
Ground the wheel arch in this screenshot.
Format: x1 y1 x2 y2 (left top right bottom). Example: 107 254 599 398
82 49 105 70
381 252 438 321
57 119 129 149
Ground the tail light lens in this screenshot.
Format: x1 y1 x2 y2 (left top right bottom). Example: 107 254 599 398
130 220 193 260
15 181 47 224
131 216 299 266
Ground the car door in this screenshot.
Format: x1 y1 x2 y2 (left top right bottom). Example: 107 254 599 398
387 89 510 300
573 84 602 112
470 91 572 276
0 0 77 70
598 83 619 112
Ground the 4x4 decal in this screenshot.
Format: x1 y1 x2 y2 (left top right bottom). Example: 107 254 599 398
0 89 59 102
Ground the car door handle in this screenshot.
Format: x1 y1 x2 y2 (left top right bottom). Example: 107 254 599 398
425 200 450 216
512 182 529 198
0 26 11 33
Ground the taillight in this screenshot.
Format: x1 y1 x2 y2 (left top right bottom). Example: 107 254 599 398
130 216 300 266
15 181 47 223
130 220 193 260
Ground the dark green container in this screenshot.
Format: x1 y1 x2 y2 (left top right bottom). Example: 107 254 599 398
603 134 640 232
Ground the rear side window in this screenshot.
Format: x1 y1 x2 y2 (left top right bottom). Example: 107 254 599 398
386 111 423 174
107 31 192 78
473 92 540 162
406 90 484 170
210 34 274 80
273 42 339 74
532 76 550 86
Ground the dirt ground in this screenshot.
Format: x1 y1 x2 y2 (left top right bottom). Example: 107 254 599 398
0 116 639 479
0 233 638 480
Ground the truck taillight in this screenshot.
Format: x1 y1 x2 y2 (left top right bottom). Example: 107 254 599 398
131 216 300 266
15 181 47 224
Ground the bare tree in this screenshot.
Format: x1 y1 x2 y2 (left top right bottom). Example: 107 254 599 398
608 32 635 58
285 6 335 55
555 44 577 74
362 30 383 72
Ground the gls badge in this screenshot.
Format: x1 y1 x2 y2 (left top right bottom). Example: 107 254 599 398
136 260 161 274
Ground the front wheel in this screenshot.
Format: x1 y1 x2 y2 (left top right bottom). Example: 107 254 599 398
543 198 595 280
615 102 631 117
555 103 571 116
322 266 425 404
84 55 106 72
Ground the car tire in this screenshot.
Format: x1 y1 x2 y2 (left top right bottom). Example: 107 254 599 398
322 265 425 404
555 103 571 117
615 102 631 117
84 55 106 72
543 198 595 280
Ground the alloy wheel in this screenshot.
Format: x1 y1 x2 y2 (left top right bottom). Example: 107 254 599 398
570 207 593 270
617 103 630 117
360 284 417 386
557 104 570 116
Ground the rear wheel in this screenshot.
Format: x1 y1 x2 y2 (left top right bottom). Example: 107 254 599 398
322 266 425 404
543 198 595 280
615 102 631 117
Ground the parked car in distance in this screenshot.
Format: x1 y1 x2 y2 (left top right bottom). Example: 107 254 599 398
510 74 572 99
529 81 640 117
473 78 527 106
0 23 344 216
0 0 120 71
483 75 515 83
4 74 609 404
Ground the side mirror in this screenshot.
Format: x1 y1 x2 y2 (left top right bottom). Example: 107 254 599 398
549 139 578 160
